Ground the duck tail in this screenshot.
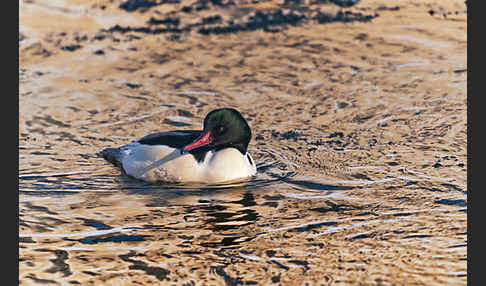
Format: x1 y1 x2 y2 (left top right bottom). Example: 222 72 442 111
98 147 123 167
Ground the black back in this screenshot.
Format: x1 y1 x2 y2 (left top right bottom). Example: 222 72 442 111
138 130 202 148
137 130 209 162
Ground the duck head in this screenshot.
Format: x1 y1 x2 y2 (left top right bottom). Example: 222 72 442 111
182 108 252 155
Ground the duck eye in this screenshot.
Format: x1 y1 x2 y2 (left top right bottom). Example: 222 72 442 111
217 125 226 135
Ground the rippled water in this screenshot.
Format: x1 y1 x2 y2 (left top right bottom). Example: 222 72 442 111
19 142 467 284
20 0 466 284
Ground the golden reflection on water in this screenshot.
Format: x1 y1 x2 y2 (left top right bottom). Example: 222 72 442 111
20 0 466 284
20 166 466 284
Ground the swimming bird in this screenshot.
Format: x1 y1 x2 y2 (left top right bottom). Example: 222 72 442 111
100 108 257 184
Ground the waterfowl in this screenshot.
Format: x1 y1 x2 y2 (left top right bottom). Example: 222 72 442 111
100 108 257 184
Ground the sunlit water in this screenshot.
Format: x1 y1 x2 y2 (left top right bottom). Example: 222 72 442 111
19 0 466 284
19 142 466 284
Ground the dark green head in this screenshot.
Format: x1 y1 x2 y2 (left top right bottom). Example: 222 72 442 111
183 108 252 154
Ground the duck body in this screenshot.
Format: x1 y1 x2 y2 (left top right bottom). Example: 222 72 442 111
100 109 257 184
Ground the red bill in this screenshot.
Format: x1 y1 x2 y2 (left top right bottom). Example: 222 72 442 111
183 131 213 152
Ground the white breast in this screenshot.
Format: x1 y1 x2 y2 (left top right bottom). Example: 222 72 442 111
204 148 257 183
119 142 256 184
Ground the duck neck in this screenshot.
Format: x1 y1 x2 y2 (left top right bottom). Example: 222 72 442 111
214 142 248 155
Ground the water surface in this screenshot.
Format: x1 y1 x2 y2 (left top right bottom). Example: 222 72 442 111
20 0 466 284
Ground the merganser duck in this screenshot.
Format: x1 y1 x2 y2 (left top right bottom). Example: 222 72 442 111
100 108 257 184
